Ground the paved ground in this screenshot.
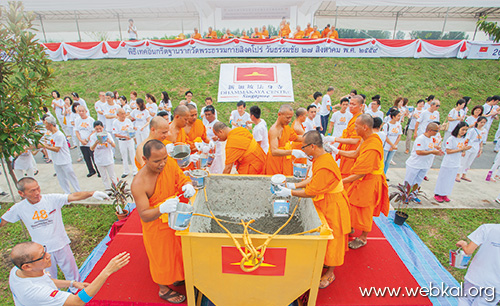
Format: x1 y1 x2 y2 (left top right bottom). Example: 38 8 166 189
0 142 498 209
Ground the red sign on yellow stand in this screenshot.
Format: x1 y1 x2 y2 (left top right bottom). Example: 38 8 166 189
221 246 287 276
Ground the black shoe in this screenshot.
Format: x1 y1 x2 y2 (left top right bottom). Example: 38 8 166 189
121 174 129 178
386 178 390 181
87 172 96 178
0 191 7 196
53 173 57 177
98 173 101 178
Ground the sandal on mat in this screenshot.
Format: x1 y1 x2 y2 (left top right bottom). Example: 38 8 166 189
348 237 367 249
319 275 336 289
159 288 186 304
172 280 185 286
461 177 472 182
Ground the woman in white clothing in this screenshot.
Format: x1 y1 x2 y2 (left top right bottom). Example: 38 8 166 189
63 96 73 136
464 105 484 128
382 109 402 175
405 99 425 154
145 93 158 117
458 117 487 182
69 102 84 162
51 90 65 130
158 91 172 120
443 99 466 145
434 122 471 203
130 98 151 145
90 121 117 189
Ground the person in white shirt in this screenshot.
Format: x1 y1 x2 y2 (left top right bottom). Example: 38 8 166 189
158 91 172 120
51 90 65 131
1 177 110 285
458 117 487 182
250 106 269 153
373 117 386 144
434 122 471 203
465 105 484 128
102 91 120 135
405 99 425 154
180 90 197 110
129 91 138 110
456 224 500 306
145 93 158 117
482 96 499 136
62 96 73 136
71 92 88 112
68 102 82 154
13 148 36 178
74 105 99 177
365 99 384 119
203 105 224 174
230 101 252 130
94 91 107 126
200 97 218 125
311 92 323 132
128 18 138 40
422 95 434 111
304 104 319 132
382 109 402 175
404 122 444 202
319 86 334 134
443 99 466 148
90 121 117 190
8 240 129 306
41 116 81 194
414 100 441 137
117 95 132 115
130 98 152 145
327 98 352 138
113 109 137 178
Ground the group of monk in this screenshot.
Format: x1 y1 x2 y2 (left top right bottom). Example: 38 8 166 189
128 95 388 302
185 17 339 40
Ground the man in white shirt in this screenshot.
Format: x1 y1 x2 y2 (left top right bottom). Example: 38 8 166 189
311 92 323 132
180 90 197 110
74 105 99 177
414 100 441 137
8 240 129 306
71 92 88 112
456 224 500 306
95 92 107 127
365 99 384 119
1 177 110 286
304 104 319 132
103 91 120 134
128 18 138 40
328 98 352 137
230 101 252 130
203 105 224 174
404 123 444 202
41 116 81 194
250 106 269 153
319 87 334 135
200 97 218 125
113 108 137 178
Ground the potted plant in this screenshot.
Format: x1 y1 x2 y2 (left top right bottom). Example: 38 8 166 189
389 181 426 225
107 180 133 220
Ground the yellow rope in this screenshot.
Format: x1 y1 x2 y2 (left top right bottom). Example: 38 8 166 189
192 188 322 272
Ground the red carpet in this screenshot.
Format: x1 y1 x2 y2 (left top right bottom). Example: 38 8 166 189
86 210 430 305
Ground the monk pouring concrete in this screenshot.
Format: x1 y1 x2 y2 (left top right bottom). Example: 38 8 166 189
213 122 267 174
275 130 351 289
331 114 389 249
185 104 209 151
333 95 364 178
131 139 196 304
265 105 307 176
135 116 170 170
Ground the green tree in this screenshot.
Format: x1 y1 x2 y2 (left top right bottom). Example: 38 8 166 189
0 1 53 194
477 16 500 42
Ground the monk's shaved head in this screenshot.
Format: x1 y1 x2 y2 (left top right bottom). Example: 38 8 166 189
279 104 293 114
213 121 228 133
174 105 189 116
10 241 37 269
143 139 166 159
426 122 439 132
150 116 169 130
350 95 364 105
186 104 196 111
303 130 323 147
357 114 374 128
295 107 307 117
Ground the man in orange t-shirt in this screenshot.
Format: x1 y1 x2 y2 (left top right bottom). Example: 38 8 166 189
214 122 266 174
131 139 196 303
205 27 217 39
275 130 351 289
265 105 306 175
192 28 202 39
338 114 389 250
321 24 331 38
135 116 170 170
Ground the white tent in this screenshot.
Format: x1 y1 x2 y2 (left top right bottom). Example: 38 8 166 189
2 0 499 42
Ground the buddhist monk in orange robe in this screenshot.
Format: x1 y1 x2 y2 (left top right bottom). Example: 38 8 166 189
192 28 202 39
251 27 262 39
261 26 269 38
293 26 305 39
214 123 266 174
292 108 307 164
334 95 364 178
281 22 291 38
304 23 313 38
205 27 217 39
131 139 195 303
321 24 331 38
328 26 339 39
134 116 170 170
310 26 321 39
240 30 249 39
185 104 209 152
341 114 389 249
275 130 351 289
266 105 305 176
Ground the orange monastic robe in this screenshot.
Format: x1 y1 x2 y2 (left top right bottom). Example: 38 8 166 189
192 33 202 39
346 134 389 232
206 31 217 39
291 120 306 164
294 31 305 39
281 25 291 38
261 30 269 38
141 157 191 285
321 28 331 38
328 30 339 39
338 112 361 178
310 31 321 39
305 153 351 266
265 125 298 176
304 27 313 37
187 119 209 148
225 127 266 174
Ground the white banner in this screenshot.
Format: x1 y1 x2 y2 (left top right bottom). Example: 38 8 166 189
217 63 294 102
466 42 500 60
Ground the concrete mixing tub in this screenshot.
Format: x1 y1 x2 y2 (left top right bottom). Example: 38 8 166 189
177 175 333 306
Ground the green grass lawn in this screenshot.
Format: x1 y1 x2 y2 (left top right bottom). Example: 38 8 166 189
50 57 500 140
